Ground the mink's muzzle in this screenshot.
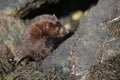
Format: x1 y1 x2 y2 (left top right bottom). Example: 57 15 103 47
54 22 69 37
58 26 69 37
43 21 69 37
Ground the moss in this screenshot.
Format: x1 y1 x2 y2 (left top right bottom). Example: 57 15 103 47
0 15 25 54
0 15 25 80
85 53 120 80
13 64 78 80
104 15 120 38
108 21 120 38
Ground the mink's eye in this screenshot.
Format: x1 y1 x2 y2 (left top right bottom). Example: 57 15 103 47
56 21 61 24
56 27 65 34
49 18 58 25
55 27 61 31
59 27 64 33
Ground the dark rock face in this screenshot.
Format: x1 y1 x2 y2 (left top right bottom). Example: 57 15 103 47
0 0 60 10
41 0 120 76
0 0 33 9
0 0 60 18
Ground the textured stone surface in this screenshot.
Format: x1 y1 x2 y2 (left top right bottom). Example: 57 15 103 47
0 0 60 18
0 0 60 10
41 0 120 76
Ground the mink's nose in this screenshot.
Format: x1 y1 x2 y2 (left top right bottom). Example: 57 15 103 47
65 28 69 34
59 27 69 37
63 25 69 34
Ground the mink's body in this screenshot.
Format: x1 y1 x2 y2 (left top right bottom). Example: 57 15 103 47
16 14 68 63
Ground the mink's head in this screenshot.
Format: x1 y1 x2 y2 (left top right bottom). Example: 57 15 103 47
28 14 69 39
40 14 69 37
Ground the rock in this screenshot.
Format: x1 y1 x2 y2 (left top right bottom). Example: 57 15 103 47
41 0 120 77
0 0 60 18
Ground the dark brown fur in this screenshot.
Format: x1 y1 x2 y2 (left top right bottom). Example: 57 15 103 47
16 14 68 63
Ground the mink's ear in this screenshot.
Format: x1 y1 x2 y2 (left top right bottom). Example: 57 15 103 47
53 14 56 17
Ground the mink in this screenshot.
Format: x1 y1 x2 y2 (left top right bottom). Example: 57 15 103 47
16 14 68 64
